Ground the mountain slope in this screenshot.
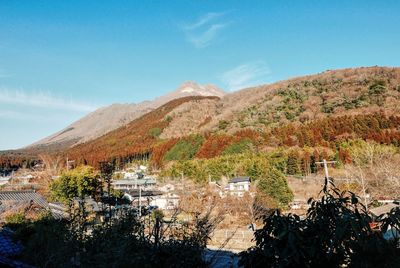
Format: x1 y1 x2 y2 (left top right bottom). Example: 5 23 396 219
2 66 400 170
64 66 400 168
66 96 220 167
160 66 400 138
29 81 225 150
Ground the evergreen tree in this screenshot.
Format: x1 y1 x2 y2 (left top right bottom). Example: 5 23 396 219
286 150 300 175
258 167 293 207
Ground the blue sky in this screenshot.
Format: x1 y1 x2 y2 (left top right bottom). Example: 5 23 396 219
0 1 399 149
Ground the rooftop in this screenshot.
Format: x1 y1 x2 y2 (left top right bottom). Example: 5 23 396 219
370 203 400 217
0 190 48 208
228 177 250 184
112 178 156 186
123 190 163 198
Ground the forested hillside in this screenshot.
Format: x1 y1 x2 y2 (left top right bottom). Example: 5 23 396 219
2 67 400 172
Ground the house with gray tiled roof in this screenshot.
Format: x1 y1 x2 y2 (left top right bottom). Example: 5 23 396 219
0 190 48 208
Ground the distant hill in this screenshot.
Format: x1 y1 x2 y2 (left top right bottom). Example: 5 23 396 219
28 81 225 150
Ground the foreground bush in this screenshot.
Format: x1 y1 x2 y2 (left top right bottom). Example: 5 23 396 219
240 179 400 268
9 209 214 267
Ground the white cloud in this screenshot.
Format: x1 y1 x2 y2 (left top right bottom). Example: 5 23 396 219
219 61 271 91
0 89 97 112
183 12 225 30
187 23 229 48
182 12 231 48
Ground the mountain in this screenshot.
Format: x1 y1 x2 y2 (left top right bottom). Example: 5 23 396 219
64 66 400 167
28 81 225 150
2 66 400 169
66 96 220 167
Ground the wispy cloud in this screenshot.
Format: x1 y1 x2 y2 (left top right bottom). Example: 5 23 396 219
187 23 229 48
0 109 77 123
182 11 231 48
183 12 225 30
0 110 44 121
0 89 97 112
219 61 271 91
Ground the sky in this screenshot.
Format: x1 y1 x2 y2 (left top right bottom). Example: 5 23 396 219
0 0 399 150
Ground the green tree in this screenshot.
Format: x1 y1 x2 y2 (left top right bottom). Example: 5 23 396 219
223 138 253 155
257 167 293 207
164 135 204 161
50 166 101 204
286 150 300 175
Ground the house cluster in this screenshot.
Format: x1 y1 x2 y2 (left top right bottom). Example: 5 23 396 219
112 167 180 211
0 171 38 190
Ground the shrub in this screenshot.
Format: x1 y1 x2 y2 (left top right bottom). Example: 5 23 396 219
321 103 334 113
148 127 162 138
240 180 400 267
369 80 387 95
164 115 173 122
218 120 230 130
15 209 213 267
5 212 28 229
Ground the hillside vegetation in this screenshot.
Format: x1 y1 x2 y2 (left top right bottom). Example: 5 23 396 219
161 67 400 137
2 66 400 173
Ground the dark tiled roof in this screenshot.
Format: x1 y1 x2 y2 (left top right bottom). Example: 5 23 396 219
0 191 48 208
228 177 250 183
0 228 23 257
48 202 69 220
123 190 163 197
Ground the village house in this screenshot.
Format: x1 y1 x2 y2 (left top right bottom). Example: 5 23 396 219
226 177 251 197
0 190 69 220
111 176 156 191
112 166 157 191
150 192 180 210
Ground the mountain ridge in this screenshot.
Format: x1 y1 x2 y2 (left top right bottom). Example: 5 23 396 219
28 81 225 150
2 66 400 170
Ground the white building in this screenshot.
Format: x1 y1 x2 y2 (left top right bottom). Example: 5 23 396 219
150 193 180 210
227 177 251 197
112 177 156 191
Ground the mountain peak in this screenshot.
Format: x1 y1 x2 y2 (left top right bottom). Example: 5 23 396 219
176 81 225 97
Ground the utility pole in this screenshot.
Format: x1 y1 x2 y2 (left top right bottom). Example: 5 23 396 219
138 186 142 217
315 159 336 189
